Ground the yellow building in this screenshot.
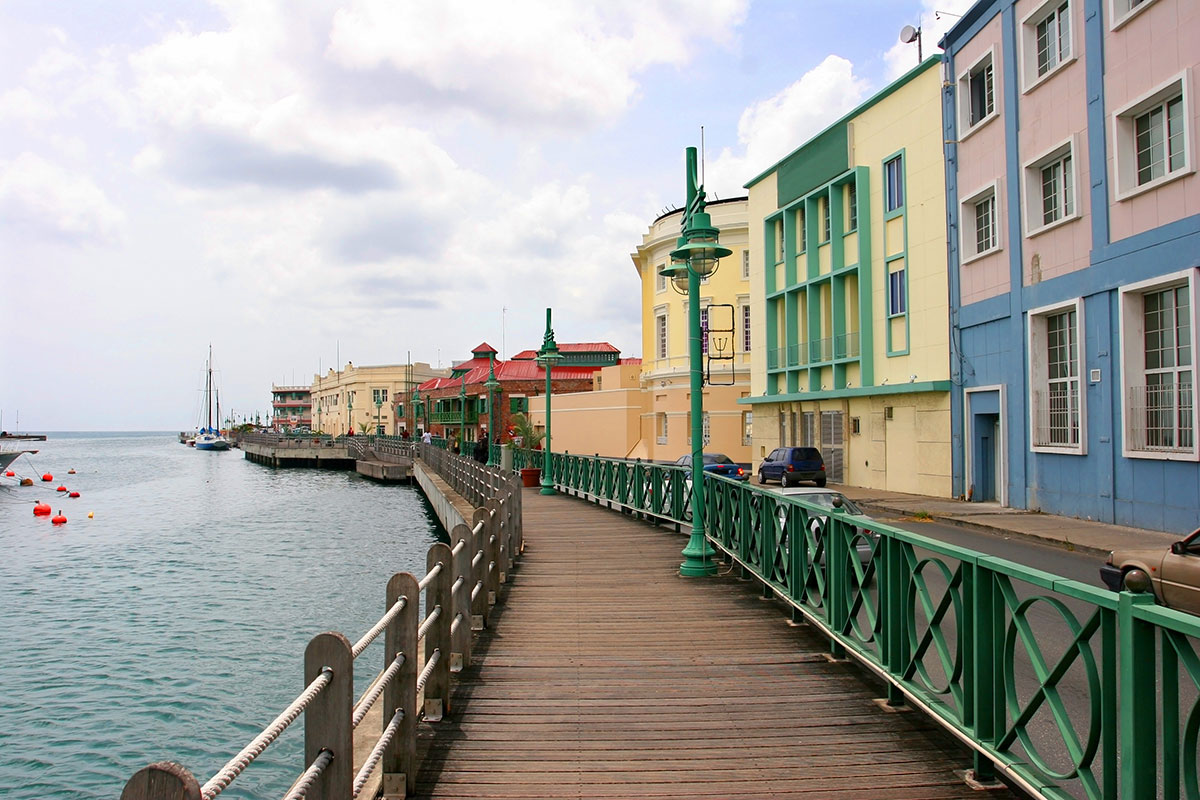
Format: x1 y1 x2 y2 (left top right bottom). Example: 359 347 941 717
312 361 449 435
744 56 952 495
525 200 751 464
630 198 753 463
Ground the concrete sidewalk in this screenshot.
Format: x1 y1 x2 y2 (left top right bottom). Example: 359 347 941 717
829 483 1181 557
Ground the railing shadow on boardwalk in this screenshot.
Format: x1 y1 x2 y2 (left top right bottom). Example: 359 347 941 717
120 444 519 800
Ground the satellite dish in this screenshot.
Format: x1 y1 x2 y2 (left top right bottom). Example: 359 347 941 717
899 24 919 43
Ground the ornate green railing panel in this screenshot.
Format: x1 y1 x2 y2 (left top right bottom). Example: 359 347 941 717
532 449 1200 800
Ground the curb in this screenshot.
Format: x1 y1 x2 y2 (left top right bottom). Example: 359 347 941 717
857 502 1114 558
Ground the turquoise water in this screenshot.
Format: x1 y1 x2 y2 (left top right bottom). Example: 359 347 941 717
0 433 443 799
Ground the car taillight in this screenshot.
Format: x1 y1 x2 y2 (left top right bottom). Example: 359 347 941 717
787 465 794 472
819 465 825 471
737 467 744 476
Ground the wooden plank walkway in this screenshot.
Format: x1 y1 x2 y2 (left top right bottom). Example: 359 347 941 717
414 491 1015 799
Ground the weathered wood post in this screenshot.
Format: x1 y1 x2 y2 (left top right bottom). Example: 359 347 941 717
474 506 496 612
424 543 452 720
450 523 473 669
120 762 201 800
383 573 418 799
304 632 353 800
483 501 501 604
469 514 488 630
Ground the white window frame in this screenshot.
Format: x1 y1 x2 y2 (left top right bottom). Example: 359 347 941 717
1109 0 1160 31
739 299 751 352
656 264 666 294
1020 0 1075 94
742 411 753 446
957 47 999 140
1028 297 1086 455
654 305 669 361
1119 268 1200 461
960 180 1002 264
741 249 750 280
656 412 668 445
1023 135 1080 237
1112 70 1193 201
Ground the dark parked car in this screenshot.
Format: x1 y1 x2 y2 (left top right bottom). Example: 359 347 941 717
758 446 826 487
673 453 749 481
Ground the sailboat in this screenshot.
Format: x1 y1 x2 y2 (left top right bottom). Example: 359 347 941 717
195 346 231 452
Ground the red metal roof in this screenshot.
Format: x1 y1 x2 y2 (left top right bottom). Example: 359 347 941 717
470 342 498 355
511 342 620 360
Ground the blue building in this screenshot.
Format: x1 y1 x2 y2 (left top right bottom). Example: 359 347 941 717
941 0 1200 532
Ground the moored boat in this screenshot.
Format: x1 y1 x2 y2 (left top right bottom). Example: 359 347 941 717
194 346 231 452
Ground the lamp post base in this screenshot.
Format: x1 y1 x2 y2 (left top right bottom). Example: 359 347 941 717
539 484 557 495
680 530 717 577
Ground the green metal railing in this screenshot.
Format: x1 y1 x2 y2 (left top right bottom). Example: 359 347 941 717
534 450 1199 800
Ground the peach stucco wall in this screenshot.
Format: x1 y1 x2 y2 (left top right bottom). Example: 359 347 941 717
1105 0 1200 241
955 15 1011 307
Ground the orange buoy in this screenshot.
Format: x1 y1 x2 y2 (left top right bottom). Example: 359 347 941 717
51 511 67 525
4 470 13 477
42 473 53 482
68 469 76 474
33 502 52 516
56 485 67 492
68 491 80 498
20 477 33 486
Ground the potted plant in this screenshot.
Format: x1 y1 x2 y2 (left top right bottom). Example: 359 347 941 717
510 412 544 487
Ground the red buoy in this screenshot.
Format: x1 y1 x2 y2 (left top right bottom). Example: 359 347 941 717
33 502 52 516
42 473 53 482
56 485 67 492
68 469 76 475
4 470 13 477
68 491 80 498
51 511 67 525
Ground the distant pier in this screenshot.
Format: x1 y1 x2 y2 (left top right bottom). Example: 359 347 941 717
240 432 413 483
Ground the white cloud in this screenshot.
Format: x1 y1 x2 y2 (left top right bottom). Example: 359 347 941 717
0 152 126 244
707 55 871 197
326 0 748 128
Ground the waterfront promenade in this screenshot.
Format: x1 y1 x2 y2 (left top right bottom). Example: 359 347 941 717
413 491 1012 799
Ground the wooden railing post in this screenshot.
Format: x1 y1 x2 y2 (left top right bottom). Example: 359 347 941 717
424 543 452 721
304 632 353 800
450 523 474 669
383 573 418 799
482 501 501 605
120 762 201 800
470 512 489 630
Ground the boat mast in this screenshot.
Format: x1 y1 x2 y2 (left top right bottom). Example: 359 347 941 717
206 345 214 432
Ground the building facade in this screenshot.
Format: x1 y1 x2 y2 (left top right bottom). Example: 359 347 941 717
270 386 312 431
631 198 754 464
743 56 953 495
942 0 1200 530
413 343 624 449
312 361 448 436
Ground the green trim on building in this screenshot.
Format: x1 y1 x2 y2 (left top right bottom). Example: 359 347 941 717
738 380 951 405
744 55 942 191
776 123 848 208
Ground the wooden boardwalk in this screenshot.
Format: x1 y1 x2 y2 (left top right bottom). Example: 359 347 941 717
414 491 1015 799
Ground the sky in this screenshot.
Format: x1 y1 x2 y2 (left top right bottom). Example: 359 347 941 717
0 0 977 431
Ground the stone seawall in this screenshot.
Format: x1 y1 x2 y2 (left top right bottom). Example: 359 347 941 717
413 461 475 532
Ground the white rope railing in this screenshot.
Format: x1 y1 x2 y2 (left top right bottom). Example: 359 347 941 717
351 708 404 799
200 668 333 799
418 562 443 591
417 606 442 642
416 649 440 695
351 653 406 729
281 749 334 800
351 596 407 659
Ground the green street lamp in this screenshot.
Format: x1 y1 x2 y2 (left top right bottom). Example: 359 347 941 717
375 396 383 436
411 387 422 436
485 353 501 466
660 146 732 578
536 308 562 495
458 375 467 455
347 391 354 436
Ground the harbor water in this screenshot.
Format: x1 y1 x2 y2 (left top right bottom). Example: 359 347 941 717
0 432 444 799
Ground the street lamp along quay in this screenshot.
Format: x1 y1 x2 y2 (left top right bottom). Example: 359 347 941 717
659 146 732 578
485 353 501 466
536 308 562 496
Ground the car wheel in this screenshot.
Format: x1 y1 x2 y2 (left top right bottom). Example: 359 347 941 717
815 477 826 487
783 473 796 488
758 471 767 485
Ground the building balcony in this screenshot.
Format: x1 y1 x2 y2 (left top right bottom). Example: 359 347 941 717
431 409 479 425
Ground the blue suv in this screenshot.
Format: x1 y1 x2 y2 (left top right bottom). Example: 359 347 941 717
758 446 826 487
